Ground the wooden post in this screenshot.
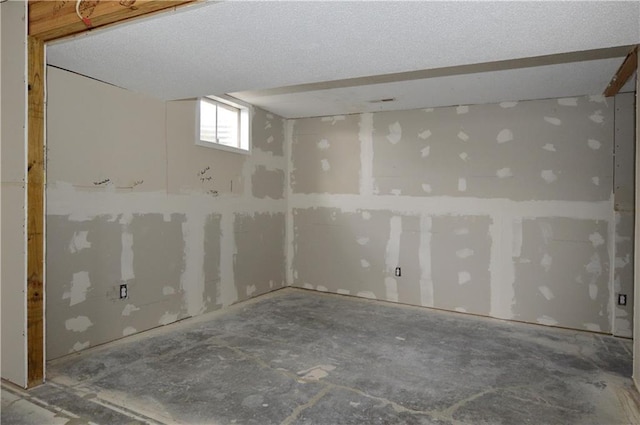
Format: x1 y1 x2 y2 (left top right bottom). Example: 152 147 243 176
27 35 45 387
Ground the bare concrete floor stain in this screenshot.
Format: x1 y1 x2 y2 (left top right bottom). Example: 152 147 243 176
3 288 639 425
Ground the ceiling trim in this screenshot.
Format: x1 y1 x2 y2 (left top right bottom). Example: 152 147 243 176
233 45 635 99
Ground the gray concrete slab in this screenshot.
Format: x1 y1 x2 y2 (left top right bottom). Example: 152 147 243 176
7 289 639 424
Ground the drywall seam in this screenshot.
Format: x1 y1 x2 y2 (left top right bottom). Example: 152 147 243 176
181 212 206 316
607 202 616 333
419 215 434 307
384 216 401 302
285 120 295 286
359 113 374 196
288 193 613 220
492 212 516 320
219 209 238 307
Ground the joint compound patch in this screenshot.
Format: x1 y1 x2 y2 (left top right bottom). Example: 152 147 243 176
421 183 432 193
589 110 604 124
457 131 469 142
69 231 91 253
162 286 176 295
499 101 518 108
246 285 257 297
65 316 93 332
456 105 469 114
321 159 331 172
456 248 474 259
337 289 351 295
418 130 432 140
497 129 513 143
122 327 137 336
62 271 91 306
537 316 558 326
387 122 402 144
459 152 469 161
544 117 562 126
159 312 179 326
587 139 602 150
592 177 600 186
361 259 370 268
541 170 557 183
385 277 399 302
357 291 376 299
316 285 328 292
496 167 513 178
297 365 336 381
317 139 330 150
589 284 598 300
542 143 556 152
538 286 554 300
421 146 431 158
588 232 604 247
458 271 471 285
357 237 370 245
458 178 467 192
71 341 90 353
122 304 140 316
541 253 553 272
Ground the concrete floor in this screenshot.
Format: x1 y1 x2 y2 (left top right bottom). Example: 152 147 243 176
2 288 639 425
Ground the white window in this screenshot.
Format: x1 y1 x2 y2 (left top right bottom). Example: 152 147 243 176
197 96 251 153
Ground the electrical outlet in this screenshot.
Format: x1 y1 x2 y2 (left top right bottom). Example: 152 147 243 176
119 284 128 299
395 267 401 277
618 294 627 306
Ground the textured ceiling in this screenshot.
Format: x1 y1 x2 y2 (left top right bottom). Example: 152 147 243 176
47 1 640 117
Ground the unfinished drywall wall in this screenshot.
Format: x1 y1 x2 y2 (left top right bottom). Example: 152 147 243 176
289 95 634 334
614 92 636 338
633 56 639 391
46 67 286 359
1 0 28 387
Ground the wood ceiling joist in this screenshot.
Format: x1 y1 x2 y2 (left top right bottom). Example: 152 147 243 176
604 45 638 97
29 0 197 41
24 0 197 388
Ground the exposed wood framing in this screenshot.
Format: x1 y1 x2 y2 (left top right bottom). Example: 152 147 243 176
25 0 197 388
29 0 197 42
27 36 45 388
604 45 638 97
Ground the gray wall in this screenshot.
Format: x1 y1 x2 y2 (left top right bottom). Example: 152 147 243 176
1 0 28 387
287 95 635 335
46 67 286 359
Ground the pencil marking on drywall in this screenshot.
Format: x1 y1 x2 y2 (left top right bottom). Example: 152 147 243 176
93 178 111 186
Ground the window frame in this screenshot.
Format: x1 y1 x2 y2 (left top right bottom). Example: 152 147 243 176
196 95 252 155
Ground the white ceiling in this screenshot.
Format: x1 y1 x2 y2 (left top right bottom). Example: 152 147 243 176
48 1 640 118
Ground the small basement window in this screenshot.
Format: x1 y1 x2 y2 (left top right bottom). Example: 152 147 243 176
197 96 251 153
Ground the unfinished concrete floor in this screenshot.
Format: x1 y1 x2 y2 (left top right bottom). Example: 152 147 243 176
2 288 639 425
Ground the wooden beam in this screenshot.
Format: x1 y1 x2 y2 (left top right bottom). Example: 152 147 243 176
27 36 45 388
29 0 197 41
604 45 638 97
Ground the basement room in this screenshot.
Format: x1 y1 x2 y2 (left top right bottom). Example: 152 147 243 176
1 1 640 424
